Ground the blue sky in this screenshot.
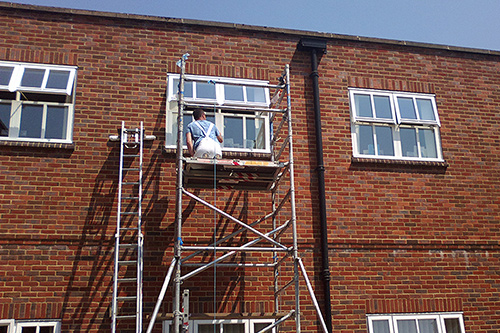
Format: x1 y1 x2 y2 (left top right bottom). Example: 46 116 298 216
7 0 500 51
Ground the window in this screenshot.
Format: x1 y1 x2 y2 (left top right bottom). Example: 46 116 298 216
0 61 77 143
163 318 275 333
367 313 465 333
349 88 443 161
166 74 271 153
0 320 60 333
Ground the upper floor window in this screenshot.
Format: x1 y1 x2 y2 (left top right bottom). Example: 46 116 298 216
0 319 61 333
349 88 443 161
166 74 271 154
367 313 465 333
0 61 77 143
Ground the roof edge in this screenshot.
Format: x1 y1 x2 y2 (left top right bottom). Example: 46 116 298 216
1 1 500 57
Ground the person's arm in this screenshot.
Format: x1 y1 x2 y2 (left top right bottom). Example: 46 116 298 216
217 133 223 143
186 131 195 156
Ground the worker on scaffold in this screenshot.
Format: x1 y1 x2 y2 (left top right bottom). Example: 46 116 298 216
186 108 223 159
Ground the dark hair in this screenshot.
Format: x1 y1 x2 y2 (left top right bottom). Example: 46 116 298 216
193 108 205 120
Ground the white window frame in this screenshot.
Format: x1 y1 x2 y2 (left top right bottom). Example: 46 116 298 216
166 73 271 154
0 61 77 144
0 319 15 333
367 312 465 333
349 88 443 162
163 318 275 333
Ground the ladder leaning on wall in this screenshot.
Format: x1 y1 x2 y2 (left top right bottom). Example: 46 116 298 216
111 121 145 333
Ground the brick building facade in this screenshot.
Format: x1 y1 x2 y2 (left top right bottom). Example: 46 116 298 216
0 2 499 332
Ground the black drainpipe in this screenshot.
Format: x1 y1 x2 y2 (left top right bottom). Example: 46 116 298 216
298 38 332 333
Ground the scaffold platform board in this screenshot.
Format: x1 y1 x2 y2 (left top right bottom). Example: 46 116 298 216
183 157 285 191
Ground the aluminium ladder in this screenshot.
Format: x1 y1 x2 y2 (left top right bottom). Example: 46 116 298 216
112 121 145 333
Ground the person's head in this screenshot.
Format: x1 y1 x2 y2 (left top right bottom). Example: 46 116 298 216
193 108 206 120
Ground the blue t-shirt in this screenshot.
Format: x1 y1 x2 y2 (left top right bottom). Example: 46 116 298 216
187 120 221 150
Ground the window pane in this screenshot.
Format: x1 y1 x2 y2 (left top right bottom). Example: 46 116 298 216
21 68 45 88
373 95 392 119
254 322 270 332
225 85 244 101
397 319 417 333
419 128 437 158
0 66 14 86
0 326 8 333
224 116 244 148
21 328 37 333
444 318 462 333
357 124 374 155
0 103 10 136
375 126 394 156
174 78 193 98
40 327 54 333
183 113 192 145
416 98 436 121
372 320 390 333
224 323 245 333
400 127 418 157
247 86 267 103
46 70 70 90
245 118 265 149
196 82 216 99
354 94 372 117
20 105 43 138
418 319 438 333
198 324 220 333
398 97 417 119
45 106 68 139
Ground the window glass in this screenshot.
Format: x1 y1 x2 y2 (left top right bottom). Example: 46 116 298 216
419 128 437 158
246 118 265 149
20 105 43 138
444 318 461 333
247 86 266 103
0 66 14 86
254 323 269 332
21 328 37 333
0 103 10 136
397 319 417 333
375 126 394 156
224 323 245 333
45 106 68 139
373 95 392 119
400 127 418 157
224 116 244 148
21 68 45 88
225 85 244 101
416 98 435 121
174 78 193 98
196 82 216 99
198 324 221 333
418 319 438 333
397 97 417 119
357 124 374 155
0 326 7 333
46 70 71 90
354 93 372 117
372 320 390 333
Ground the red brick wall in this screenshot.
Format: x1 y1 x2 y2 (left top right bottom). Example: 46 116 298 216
0 4 499 333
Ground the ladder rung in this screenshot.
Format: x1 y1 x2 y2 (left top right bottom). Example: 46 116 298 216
117 296 137 301
116 315 137 319
118 278 137 282
119 244 138 248
123 168 140 171
123 154 140 158
118 260 137 265
122 182 140 185
120 227 140 231
122 197 139 200
120 212 139 215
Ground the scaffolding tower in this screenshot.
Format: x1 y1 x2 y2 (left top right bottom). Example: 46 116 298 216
147 54 328 333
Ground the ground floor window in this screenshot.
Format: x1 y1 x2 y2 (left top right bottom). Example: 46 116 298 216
163 318 275 333
0 320 60 333
367 312 465 333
